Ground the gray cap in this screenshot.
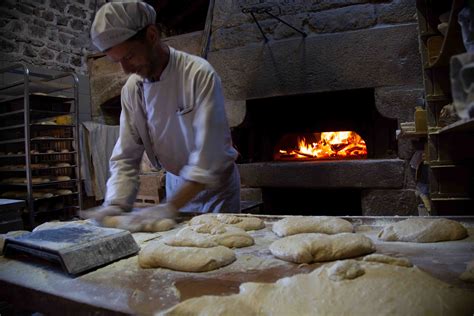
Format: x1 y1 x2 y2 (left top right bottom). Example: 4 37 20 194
91 1 156 52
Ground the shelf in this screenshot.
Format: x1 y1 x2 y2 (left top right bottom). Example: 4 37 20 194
31 137 75 141
0 192 79 202
397 131 427 139
31 124 75 128
425 95 450 102
0 109 24 118
437 118 474 134
0 165 77 172
34 205 79 215
0 93 74 105
0 109 73 122
0 137 75 145
0 151 77 158
0 179 79 187
0 138 25 145
0 123 72 132
431 196 472 202
0 81 73 101
423 0 466 69
0 124 24 131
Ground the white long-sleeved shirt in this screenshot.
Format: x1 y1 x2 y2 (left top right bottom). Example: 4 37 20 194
105 47 238 207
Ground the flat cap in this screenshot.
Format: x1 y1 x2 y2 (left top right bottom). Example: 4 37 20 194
91 1 156 52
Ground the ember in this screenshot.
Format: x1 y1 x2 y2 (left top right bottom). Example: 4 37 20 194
275 131 367 160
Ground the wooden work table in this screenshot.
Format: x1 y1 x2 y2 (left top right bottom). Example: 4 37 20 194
0 216 473 315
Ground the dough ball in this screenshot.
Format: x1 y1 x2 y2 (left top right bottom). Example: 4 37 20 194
378 218 468 243
269 233 375 264
190 214 265 231
164 223 254 248
138 240 236 272
272 216 353 237
327 259 365 281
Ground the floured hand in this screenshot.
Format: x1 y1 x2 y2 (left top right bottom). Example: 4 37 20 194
128 203 178 227
80 205 126 222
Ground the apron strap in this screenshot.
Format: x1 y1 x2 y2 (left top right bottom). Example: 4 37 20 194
134 80 161 169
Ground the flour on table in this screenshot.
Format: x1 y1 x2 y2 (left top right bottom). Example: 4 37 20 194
272 216 353 237
158 260 474 315
377 218 468 243
269 233 375 264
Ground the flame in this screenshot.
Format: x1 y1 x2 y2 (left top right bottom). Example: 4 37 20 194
277 131 367 160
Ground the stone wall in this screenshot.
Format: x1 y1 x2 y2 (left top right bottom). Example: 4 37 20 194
206 0 422 126
0 0 107 74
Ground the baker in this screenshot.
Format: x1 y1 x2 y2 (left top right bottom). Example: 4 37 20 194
84 1 240 224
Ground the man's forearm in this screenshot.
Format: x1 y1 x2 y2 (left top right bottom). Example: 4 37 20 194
167 180 205 210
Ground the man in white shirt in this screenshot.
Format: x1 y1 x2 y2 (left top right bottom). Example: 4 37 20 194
85 1 240 223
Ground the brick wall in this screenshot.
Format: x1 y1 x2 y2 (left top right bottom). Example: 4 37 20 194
0 0 107 75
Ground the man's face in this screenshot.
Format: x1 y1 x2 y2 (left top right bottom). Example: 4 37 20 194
106 37 159 79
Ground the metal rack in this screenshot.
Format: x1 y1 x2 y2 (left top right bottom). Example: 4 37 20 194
416 0 473 214
0 64 82 229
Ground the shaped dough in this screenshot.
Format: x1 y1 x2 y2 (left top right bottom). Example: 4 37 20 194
189 214 265 231
138 240 235 272
378 218 468 243
272 216 353 237
164 223 254 248
269 233 375 264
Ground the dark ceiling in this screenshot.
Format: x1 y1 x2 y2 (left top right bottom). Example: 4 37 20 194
144 0 210 37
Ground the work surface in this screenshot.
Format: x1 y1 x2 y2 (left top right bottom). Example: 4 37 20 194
1 215 474 315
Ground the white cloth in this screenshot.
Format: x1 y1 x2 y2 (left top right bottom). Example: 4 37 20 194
91 1 156 52
80 122 120 200
105 47 240 212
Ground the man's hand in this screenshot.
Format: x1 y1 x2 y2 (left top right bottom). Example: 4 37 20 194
80 205 126 222
128 203 178 226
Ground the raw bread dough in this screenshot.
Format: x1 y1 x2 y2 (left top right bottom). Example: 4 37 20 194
363 253 413 267
327 259 365 281
269 233 375 263
164 223 254 248
102 215 176 233
0 230 30 253
272 216 353 237
159 260 474 316
138 240 236 272
56 176 71 181
189 214 265 231
460 260 474 282
378 218 468 242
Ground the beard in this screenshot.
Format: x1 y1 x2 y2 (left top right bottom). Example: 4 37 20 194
133 45 161 80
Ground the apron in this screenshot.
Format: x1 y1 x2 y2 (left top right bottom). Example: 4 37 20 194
165 163 241 213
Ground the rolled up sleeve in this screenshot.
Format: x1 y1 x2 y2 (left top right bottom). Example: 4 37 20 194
105 83 145 207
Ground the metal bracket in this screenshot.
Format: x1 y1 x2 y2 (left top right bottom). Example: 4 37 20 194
241 6 307 42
